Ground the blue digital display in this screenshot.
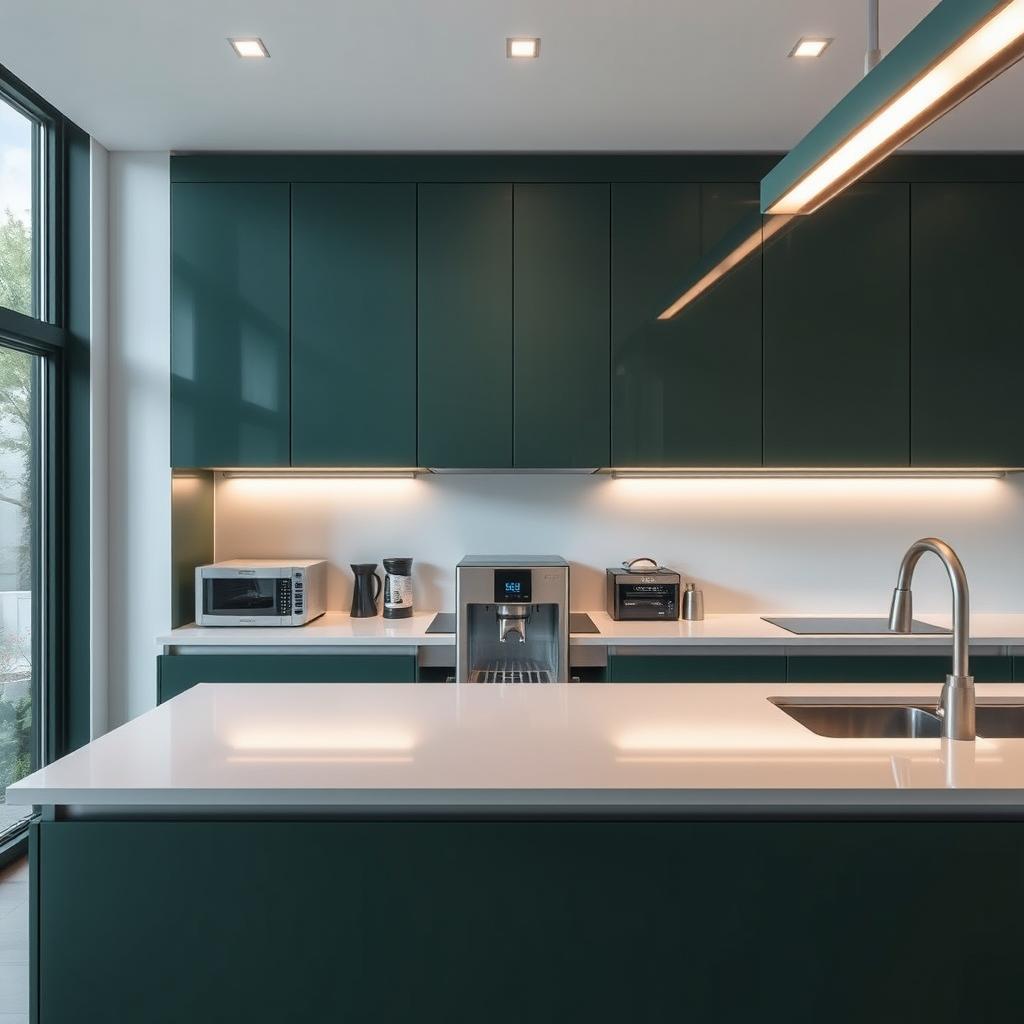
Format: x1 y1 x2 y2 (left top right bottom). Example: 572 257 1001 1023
494 569 531 603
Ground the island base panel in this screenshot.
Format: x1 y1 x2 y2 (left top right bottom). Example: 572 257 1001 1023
34 819 1023 1023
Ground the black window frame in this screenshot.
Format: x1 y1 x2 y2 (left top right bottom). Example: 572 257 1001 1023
0 60 89 856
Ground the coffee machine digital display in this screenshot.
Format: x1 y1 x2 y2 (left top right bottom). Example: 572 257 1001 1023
494 569 531 603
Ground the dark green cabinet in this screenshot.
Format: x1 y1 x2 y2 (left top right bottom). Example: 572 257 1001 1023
763 182 910 467
787 655 1011 684
171 183 290 467
609 655 787 684
36 818 1024 1024
292 184 417 466
911 183 1024 467
418 184 514 468
514 184 610 468
611 182 762 466
170 161 1024 473
157 653 416 703
610 654 1012 684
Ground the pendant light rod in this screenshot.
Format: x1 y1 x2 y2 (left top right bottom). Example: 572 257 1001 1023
865 0 882 74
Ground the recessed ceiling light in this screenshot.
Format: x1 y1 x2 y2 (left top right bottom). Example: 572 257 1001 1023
506 37 540 59
789 37 832 58
229 38 270 59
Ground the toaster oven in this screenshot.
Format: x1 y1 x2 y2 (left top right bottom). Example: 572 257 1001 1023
195 559 327 626
606 564 681 620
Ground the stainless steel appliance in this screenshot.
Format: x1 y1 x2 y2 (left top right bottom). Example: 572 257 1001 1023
606 559 681 620
456 556 569 683
195 559 327 626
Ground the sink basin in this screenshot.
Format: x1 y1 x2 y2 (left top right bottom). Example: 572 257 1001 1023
771 698 941 738
975 704 1024 738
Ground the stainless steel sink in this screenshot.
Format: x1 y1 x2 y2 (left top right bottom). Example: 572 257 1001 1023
771 697 941 738
773 697 1024 739
975 704 1024 738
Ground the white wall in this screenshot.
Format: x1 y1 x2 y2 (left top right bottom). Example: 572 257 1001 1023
107 151 170 729
214 473 1024 617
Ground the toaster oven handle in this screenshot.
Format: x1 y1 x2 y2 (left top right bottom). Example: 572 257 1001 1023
624 557 660 571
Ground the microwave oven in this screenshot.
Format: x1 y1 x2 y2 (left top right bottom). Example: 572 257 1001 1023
195 559 327 626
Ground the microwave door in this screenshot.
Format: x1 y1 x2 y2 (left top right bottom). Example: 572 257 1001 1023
204 578 281 617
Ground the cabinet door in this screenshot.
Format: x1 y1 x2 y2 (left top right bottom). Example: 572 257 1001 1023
911 183 1024 466
609 655 787 683
763 182 910 466
787 656 1011 684
611 183 762 466
157 653 416 703
514 184 610 468
291 184 416 466
418 184 513 468
171 183 290 467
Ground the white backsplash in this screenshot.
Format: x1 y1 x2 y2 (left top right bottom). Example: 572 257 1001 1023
213 472 1024 616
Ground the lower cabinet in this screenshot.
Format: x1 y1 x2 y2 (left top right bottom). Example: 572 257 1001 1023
157 653 417 703
609 654 1012 684
609 656 787 683
787 656 1011 684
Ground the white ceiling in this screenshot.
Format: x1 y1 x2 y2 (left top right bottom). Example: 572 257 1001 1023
1 0 1022 152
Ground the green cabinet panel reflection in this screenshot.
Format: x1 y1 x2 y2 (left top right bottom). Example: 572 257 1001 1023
171 182 291 467
911 182 1024 467
611 182 762 467
763 182 910 467
292 183 417 467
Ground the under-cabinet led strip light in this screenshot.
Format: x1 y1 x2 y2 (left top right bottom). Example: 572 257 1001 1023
609 468 1012 479
216 469 422 479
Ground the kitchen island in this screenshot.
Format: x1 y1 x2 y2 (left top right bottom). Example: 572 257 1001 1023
11 681 1024 1023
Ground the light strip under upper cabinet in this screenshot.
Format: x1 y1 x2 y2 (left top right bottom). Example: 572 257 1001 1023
762 0 1024 216
609 468 1013 479
216 468 422 479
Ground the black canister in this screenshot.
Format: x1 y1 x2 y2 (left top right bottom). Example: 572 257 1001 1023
383 557 414 619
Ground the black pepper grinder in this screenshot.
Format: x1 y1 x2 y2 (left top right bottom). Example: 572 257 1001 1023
382 557 414 619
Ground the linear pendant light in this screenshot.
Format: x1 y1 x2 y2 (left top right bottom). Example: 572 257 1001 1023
762 0 1024 216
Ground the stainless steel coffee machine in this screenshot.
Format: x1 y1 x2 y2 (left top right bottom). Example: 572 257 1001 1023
456 556 570 683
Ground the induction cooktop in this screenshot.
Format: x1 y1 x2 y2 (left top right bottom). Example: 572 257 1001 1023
763 616 950 636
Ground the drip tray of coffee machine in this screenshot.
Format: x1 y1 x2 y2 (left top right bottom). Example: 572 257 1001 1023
469 659 556 684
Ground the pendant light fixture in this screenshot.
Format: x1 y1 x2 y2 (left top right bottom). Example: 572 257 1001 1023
762 0 1024 216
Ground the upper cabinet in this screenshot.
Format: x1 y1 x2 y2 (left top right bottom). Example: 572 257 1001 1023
417 183 610 469
514 184 611 468
417 184 514 469
169 157 1024 473
291 184 416 467
171 182 291 468
611 182 762 466
911 183 1024 467
763 182 910 467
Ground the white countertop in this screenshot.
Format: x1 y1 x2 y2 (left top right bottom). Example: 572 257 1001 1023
10 682 1024 812
157 610 1024 648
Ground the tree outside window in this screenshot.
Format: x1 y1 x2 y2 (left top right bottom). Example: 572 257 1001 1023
0 93 36 825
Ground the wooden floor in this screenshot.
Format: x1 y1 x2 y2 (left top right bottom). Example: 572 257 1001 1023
0 857 28 1023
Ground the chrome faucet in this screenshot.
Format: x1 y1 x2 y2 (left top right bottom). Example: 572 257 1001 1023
888 538 974 740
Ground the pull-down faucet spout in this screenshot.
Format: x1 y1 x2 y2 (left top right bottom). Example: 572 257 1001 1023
888 538 974 740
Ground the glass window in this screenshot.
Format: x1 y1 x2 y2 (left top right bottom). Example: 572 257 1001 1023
0 94 38 318
0 345 38 839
